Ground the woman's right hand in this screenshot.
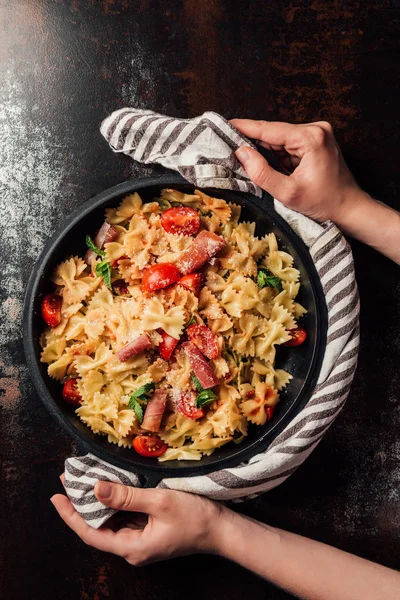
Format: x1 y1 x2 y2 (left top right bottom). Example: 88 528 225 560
232 118 400 264
232 118 364 223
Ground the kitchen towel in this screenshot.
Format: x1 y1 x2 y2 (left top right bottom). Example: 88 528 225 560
63 109 359 528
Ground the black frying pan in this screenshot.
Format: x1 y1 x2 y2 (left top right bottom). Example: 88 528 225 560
23 174 327 487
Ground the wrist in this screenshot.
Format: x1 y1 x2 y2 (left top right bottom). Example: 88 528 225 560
201 504 236 555
335 186 373 231
209 507 280 561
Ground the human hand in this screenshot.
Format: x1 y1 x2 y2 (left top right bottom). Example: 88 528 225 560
51 480 226 565
231 118 365 223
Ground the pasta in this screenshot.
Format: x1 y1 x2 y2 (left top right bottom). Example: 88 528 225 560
40 188 307 461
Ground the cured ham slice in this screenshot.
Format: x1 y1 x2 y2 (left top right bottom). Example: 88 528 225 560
142 389 167 432
85 222 119 264
182 342 219 389
116 334 152 362
176 230 226 275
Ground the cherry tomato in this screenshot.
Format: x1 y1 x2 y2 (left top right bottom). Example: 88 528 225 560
62 378 82 406
178 391 205 420
283 325 307 347
178 272 204 297
41 293 62 327
141 263 180 293
161 206 200 236
266 406 276 421
132 435 168 457
246 390 255 399
112 279 129 295
158 331 179 361
186 324 219 360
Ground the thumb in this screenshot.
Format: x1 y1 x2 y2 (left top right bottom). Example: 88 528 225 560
235 146 295 201
95 481 161 515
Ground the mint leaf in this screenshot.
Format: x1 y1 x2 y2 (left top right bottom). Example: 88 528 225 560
196 389 217 409
128 383 155 423
185 315 197 328
86 235 106 258
128 396 144 423
95 260 112 289
156 198 171 211
192 375 204 393
257 268 283 292
131 382 155 399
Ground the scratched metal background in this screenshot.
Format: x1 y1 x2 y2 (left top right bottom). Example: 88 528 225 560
1 2 399 599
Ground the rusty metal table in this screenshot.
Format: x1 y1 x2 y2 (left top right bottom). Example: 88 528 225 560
1 2 399 599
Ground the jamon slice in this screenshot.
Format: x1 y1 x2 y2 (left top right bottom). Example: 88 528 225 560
85 222 119 264
182 342 219 389
116 334 152 362
176 230 226 275
142 389 167 432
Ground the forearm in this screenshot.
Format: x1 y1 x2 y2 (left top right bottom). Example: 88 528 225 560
337 189 400 264
214 510 400 600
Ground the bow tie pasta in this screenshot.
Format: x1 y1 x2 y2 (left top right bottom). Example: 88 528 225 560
40 188 307 461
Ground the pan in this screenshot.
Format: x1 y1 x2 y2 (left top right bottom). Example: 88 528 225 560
23 173 327 488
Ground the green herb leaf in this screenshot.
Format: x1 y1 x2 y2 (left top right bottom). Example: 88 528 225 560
86 235 106 258
196 389 218 409
171 201 183 207
95 260 112 289
156 198 171 211
131 382 155 399
192 375 204 393
128 396 144 423
257 268 283 292
185 315 197 328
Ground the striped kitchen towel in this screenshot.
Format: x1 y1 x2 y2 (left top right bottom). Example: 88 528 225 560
100 108 262 196
63 110 359 528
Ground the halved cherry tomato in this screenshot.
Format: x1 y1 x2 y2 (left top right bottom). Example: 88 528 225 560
141 263 180 293
266 406 276 421
186 324 219 360
62 378 82 406
41 293 62 327
283 325 307 347
178 391 205 420
112 279 129 295
158 331 179 360
132 435 168 457
161 206 200 236
178 272 204 297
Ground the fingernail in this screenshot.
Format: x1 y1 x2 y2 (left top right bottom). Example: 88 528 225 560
235 146 252 165
96 482 112 499
50 496 56 506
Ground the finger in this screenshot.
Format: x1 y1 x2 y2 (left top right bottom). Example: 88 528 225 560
230 119 302 147
95 481 166 516
235 146 295 200
60 473 65 487
280 155 301 173
50 494 127 556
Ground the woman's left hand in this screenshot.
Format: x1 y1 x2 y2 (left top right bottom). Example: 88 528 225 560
51 478 226 565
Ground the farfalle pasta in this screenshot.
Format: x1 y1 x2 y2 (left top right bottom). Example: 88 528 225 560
40 188 307 461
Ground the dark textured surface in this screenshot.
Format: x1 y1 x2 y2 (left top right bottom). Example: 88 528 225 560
0 2 399 599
